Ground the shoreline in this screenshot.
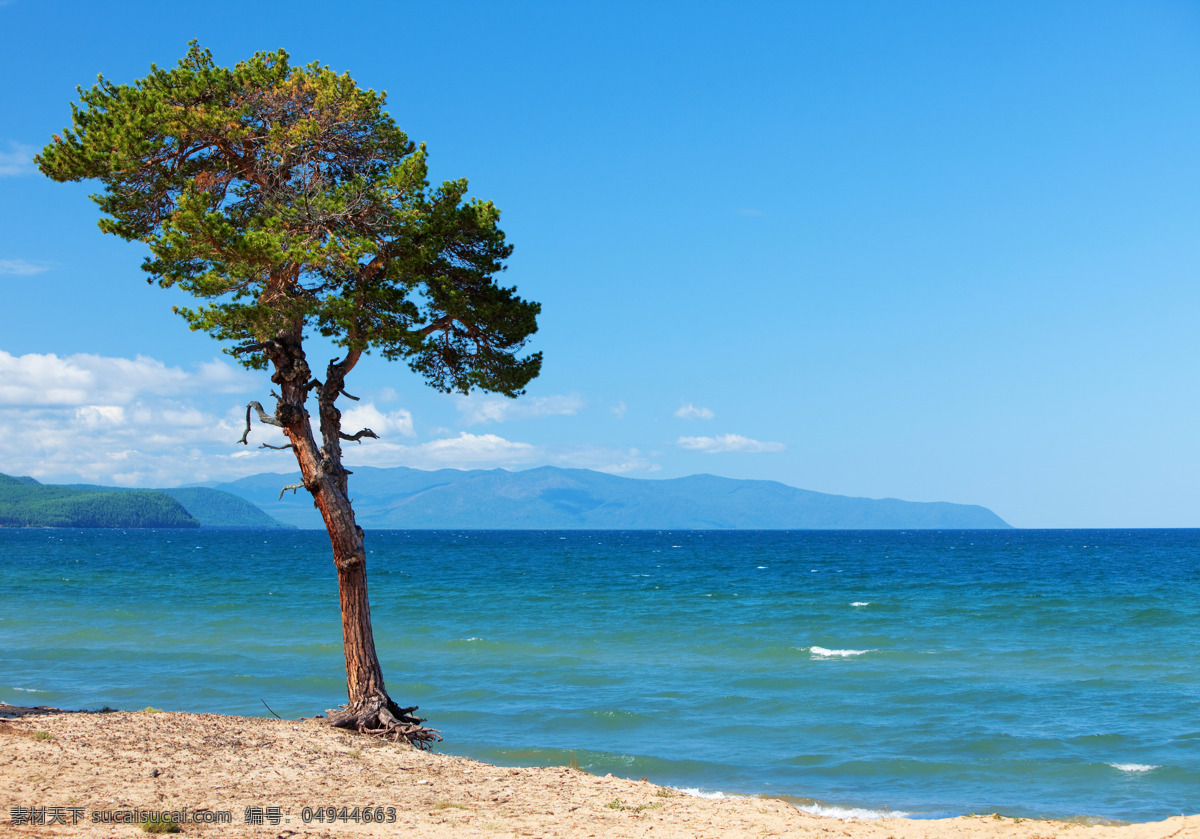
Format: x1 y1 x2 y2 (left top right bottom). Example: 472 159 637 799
2 704 1196 839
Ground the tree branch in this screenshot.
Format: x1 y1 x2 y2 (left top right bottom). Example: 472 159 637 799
420 315 455 336
278 482 304 500
339 428 379 443
326 350 363 387
232 340 277 355
238 400 284 445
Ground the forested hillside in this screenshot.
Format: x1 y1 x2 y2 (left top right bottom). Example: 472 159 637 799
0 475 290 528
0 475 199 528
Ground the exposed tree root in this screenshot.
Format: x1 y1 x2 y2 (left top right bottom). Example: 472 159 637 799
325 694 442 749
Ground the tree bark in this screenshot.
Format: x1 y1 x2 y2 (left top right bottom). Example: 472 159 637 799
336 557 385 704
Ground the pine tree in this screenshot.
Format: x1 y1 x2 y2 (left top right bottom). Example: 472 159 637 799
38 43 542 744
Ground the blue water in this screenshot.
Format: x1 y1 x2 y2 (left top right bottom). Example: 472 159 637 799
1 528 1197 821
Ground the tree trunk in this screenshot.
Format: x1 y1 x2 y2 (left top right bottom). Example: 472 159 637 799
336 555 385 704
319 506 439 747
261 331 440 747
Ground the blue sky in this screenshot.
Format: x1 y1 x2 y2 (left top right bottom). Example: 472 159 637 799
1 1 1198 527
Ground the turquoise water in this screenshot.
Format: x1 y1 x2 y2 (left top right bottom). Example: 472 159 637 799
1 528 1197 821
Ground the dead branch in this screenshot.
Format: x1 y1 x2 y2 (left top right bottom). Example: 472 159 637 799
339 428 379 443
278 482 304 500
258 442 295 451
238 400 284 445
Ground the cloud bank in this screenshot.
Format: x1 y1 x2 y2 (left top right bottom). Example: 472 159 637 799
0 351 257 407
342 432 538 471
0 350 679 486
0 351 271 486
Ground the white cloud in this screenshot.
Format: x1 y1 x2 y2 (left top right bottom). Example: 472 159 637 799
0 142 36 177
0 350 257 407
456 393 583 424
340 402 415 438
677 433 786 454
343 431 538 470
674 403 714 420
422 432 536 461
611 401 627 419
0 259 49 275
75 405 126 428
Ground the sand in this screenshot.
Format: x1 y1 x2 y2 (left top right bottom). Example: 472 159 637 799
0 703 1195 839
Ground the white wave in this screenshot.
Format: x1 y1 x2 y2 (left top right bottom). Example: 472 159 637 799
1109 763 1158 773
797 803 911 820
13 687 47 693
851 601 870 607
809 646 873 658
676 787 730 799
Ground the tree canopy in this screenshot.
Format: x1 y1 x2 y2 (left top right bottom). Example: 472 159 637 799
38 42 540 392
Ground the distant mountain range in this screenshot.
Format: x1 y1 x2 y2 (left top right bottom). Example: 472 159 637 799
0 473 290 529
202 465 1011 530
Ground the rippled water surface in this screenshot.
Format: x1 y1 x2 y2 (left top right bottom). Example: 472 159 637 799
2 528 1197 820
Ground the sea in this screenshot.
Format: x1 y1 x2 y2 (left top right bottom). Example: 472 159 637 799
1 528 1197 822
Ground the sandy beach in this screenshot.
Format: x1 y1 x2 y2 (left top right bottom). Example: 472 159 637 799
0 704 1195 839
